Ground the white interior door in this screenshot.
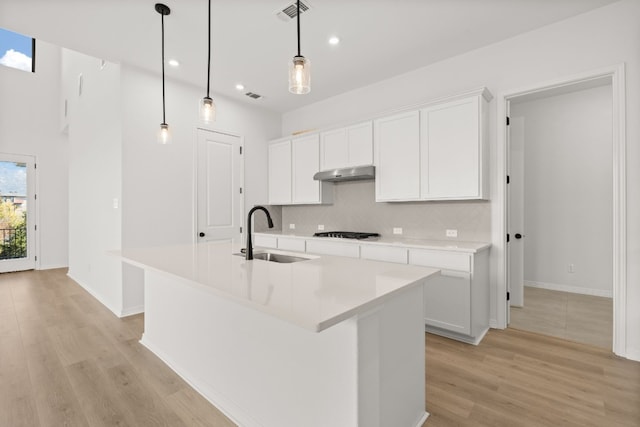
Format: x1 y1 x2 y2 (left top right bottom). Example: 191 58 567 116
508 115 525 309
196 129 243 243
0 153 36 272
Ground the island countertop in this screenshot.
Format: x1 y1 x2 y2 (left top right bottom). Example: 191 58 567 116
119 240 439 333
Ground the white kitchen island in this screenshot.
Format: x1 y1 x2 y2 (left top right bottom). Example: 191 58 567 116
119 241 439 427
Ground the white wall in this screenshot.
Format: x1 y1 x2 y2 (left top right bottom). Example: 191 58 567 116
0 41 68 269
118 66 280 313
512 85 612 295
281 0 640 359
63 49 123 314
120 66 281 249
61 55 280 317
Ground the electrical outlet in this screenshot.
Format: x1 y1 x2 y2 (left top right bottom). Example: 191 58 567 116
289 223 296 230
393 227 403 235
318 224 325 231
446 229 458 238
568 264 575 273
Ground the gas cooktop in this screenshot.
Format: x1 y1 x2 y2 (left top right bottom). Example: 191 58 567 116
313 231 380 240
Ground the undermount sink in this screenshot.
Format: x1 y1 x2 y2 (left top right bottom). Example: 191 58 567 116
253 252 310 263
233 252 311 263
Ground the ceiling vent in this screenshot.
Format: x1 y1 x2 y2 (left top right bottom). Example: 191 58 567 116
245 92 264 100
276 0 311 22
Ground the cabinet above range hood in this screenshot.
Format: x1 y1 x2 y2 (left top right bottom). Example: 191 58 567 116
313 165 375 182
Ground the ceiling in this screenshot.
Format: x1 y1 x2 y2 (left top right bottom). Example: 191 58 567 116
0 0 619 113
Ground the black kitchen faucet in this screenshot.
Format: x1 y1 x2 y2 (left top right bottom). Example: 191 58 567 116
245 206 274 260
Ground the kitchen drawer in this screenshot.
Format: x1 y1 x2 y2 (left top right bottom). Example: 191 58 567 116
408 249 471 272
253 234 278 249
306 240 360 258
360 244 407 264
277 237 306 252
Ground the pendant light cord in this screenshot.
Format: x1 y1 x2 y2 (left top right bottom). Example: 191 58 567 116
206 0 211 97
296 0 301 56
161 12 166 124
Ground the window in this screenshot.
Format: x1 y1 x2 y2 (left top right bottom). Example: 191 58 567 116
0 27 35 73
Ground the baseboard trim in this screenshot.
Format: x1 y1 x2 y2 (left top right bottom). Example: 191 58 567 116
37 264 69 271
425 325 489 346
524 281 612 298
625 347 640 362
66 271 122 318
414 411 429 427
119 305 144 317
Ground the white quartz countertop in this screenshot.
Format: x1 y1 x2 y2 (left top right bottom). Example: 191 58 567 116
118 241 439 333
255 231 491 253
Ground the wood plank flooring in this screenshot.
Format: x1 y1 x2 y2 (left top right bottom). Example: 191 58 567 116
1 269 638 427
509 286 613 349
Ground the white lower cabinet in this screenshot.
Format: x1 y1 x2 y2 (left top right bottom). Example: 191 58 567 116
305 240 360 258
423 270 472 335
277 237 306 252
409 248 489 345
253 234 278 249
360 244 408 264
252 233 490 344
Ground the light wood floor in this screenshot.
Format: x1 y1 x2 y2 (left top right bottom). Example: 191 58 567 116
1 269 638 427
509 286 613 349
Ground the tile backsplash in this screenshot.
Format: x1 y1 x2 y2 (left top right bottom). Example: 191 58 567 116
280 180 491 242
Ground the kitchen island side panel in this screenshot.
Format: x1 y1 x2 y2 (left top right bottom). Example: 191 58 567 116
140 269 427 427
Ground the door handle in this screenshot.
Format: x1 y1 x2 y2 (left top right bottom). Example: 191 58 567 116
515 233 523 239
199 232 205 237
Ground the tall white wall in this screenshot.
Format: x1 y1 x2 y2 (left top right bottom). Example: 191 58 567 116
63 49 123 314
281 0 640 359
120 65 281 249
61 56 280 317
512 85 612 295
118 66 280 313
0 41 68 269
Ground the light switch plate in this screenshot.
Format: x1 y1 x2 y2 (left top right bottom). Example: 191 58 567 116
289 223 296 230
446 229 458 238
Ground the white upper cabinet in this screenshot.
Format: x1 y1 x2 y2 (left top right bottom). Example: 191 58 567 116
375 88 491 202
320 121 373 170
420 89 491 200
292 134 322 204
268 134 332 205
374 111 421 201
268 140 292 205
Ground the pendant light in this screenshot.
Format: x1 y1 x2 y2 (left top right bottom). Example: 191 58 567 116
156 3 172 144
288 0 310 94
199 0 216 123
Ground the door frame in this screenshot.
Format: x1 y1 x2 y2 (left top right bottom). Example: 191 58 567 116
495 63 627 357
192 127 245 244
0 152 38 272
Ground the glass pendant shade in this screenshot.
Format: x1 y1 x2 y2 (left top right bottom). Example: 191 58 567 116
199 96 216 123
158 123 171 144
288 56 310 94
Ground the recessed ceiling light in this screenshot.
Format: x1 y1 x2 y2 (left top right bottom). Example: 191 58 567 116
235 83 245 91
168 59 180 67
328 36 340 45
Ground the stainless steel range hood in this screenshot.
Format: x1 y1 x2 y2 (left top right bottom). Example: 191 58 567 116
313 165 375 182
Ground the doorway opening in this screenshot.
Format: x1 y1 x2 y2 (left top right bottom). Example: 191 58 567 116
0 153 36 273
497 64 626 357
507 79 613 349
